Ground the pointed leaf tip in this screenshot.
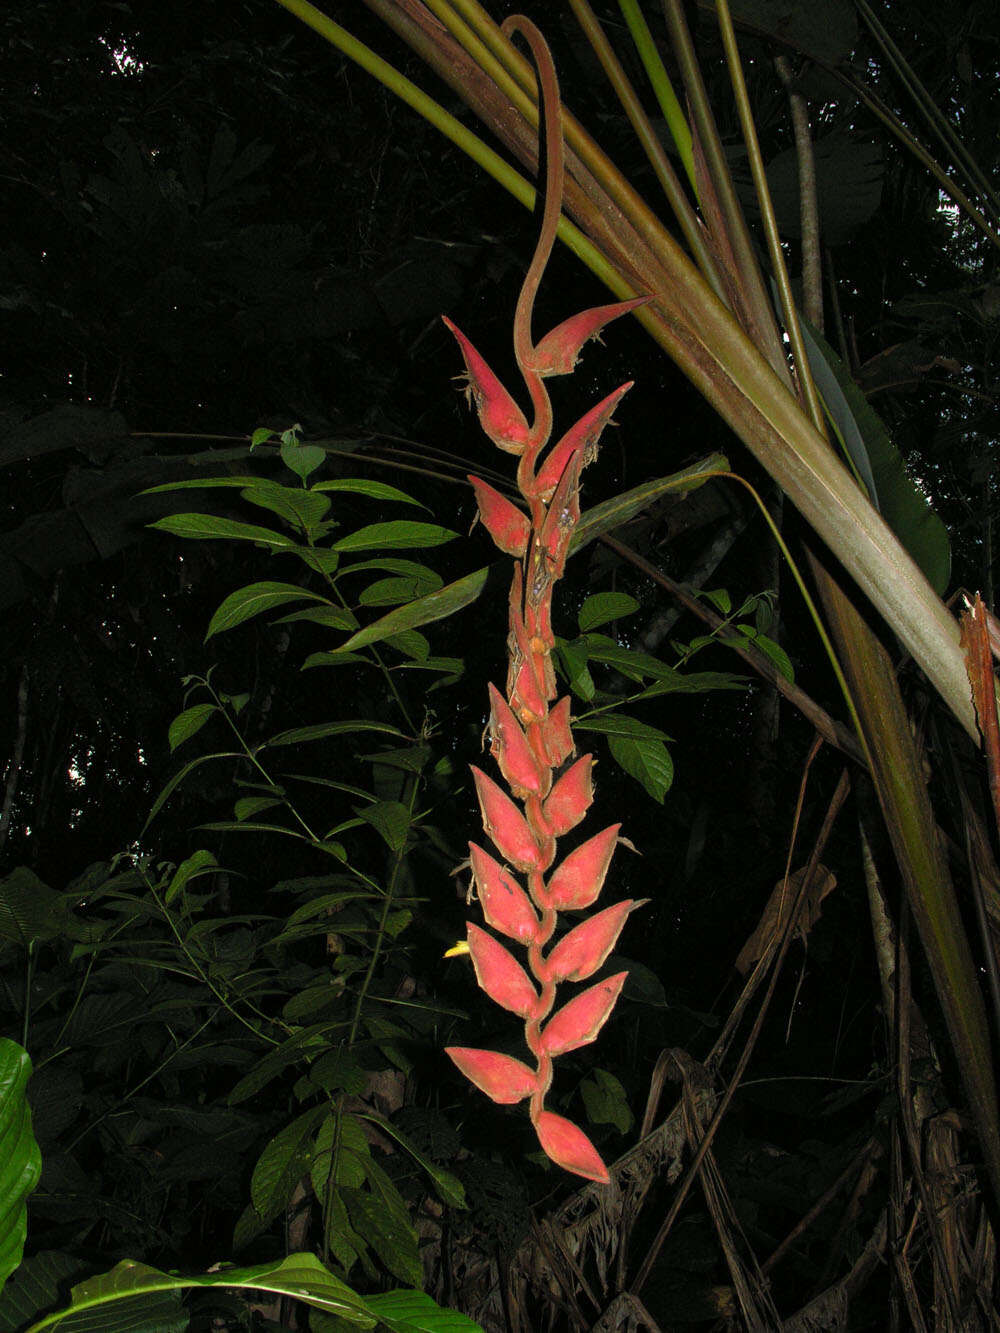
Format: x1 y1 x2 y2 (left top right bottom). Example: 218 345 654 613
469 842 540 943
471 766 543 871
546 823 621 909
446 1047 538 1103
443 316 531 454
468 476 531 557
535 1109 610 1182
530 297 650 377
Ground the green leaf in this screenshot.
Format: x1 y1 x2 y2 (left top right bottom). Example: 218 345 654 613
261 721 406 748
281 439 327 480
353 1111 465 1209
359 575 443 607
243 484 332 530
164 850 218 906
347 1168 421 1287
206 581 331 639
309 1051 368 1097
580 1068 634 1135
557 638 595 701
577 592 640 632
608 733 673 802
0 1252 88 1333
332 522 457 552
313 479 427 509
234 795 284 821
22 1254 377 1331
334 567 488 654
574 712 671 742
364 1288 484 1333
311 1114 372 1196
798 316 951 595
277 606 358 631
572 454 728 553
148 513 295 548
0 869 66 946
0 1040 41 1295
167 702 217 752
386 630 429 661
251 1107 327 1225
735 626 794 681
142 751 244 831
635 670 747 700
356 801 411 853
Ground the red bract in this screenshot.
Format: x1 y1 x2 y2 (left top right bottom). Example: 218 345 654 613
445 1047 538 1104
529 297 650 376
542 755 594 836
546 823 621 909
446 15 644 1186
468 476 531 558
533 383 633 500
442 317 532 454
534 1110 610 1184
546 899 642 982
467 923 539 1017
469 842 540 944
488 683 546 798
471 767 543 871
540 972 628 1056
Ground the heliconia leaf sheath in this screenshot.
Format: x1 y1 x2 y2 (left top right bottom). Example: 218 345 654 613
447 19 644 1186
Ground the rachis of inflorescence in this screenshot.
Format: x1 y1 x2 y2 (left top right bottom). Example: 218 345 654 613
443 14 649 1184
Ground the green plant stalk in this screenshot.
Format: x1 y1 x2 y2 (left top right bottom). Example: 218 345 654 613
568 0 726 296
323 772 420 1264
617 0 694 189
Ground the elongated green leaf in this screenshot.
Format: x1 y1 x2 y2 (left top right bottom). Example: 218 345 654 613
0 1040 41 1295
206 581 331 639
234 795 284 821
261 721 406 748
251 1107 327 1224
334 567 489 653
242 485 331 530
799 315 951 595
609 734 673 802
356 801 412 852
0 1252 88 1333
164 849 218 906
578 592 640 631
353 1110 465 1208
142 751 243 831
333 521 457 552
167 702 218 752
23 1254 377 1332
364 1288 484 1333
735 625 794 681
313 479 427 508
359 575 443 607
574 713 671 741
347 1176 421 1287
142 476 270 493
572 455 729 552
0 868 65 946
148 513 295 547
276 605 358 630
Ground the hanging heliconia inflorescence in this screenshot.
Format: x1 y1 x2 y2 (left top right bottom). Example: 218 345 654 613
443 14 648 1185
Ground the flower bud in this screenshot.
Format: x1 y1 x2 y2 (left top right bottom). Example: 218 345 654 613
542 756 594 836
471 767 542 871
488 683 546 798
533 383 633 500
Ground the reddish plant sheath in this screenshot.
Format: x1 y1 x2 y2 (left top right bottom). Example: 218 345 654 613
443 15 645 1185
